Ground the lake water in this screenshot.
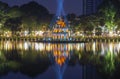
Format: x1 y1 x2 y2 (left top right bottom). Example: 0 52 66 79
0 41 120 79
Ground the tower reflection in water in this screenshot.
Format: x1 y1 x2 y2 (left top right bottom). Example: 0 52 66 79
49 44 72 79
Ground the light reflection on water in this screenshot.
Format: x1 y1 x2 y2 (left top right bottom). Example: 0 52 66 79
0 41 120 79
0 41 120 55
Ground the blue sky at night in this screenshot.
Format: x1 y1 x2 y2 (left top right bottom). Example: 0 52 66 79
0 0 83 15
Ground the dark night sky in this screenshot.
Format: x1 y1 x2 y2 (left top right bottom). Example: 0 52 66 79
0 0 83 16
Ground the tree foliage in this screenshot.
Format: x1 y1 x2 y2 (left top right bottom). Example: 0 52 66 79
99 0 118 31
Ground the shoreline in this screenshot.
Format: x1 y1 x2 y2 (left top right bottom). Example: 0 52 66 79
0 36 120 42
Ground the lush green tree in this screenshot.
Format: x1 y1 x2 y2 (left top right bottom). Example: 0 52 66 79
4 17 22 36
99 0 118 33
0 2 23 36
22 16 37 33
0 1 9 29
7 6 22 18
20 1 51 33
78 15 99 32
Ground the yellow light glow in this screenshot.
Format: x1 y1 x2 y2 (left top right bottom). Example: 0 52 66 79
109 43 113 53
57 20 66 27
4 41 12 50
109 31 113 37
24 42 29 50
92 42 96 54
35 43 39 50
39 43 44 51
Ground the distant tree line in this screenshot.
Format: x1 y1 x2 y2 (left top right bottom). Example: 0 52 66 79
0 1 52 35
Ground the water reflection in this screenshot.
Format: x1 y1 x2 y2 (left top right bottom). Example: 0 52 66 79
0 41 120 79
49 44 72 79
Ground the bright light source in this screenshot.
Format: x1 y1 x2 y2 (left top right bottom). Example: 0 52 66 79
109 31 113 36
24 31 29 36
24 42 29 50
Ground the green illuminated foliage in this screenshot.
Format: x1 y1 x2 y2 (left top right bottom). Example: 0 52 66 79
99 1 117 31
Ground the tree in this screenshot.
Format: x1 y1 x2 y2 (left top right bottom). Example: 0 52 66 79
0 2 23 36
22 16 39 32
0 1 9 29
4 18 22 36
79 15 98 32
7 6 22 18
99 0 118 34
20 1 51 33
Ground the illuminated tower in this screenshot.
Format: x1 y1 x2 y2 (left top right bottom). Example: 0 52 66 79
51 0 71 41
83 0 103 15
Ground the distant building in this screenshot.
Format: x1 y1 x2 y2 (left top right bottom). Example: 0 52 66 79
83 0 103 15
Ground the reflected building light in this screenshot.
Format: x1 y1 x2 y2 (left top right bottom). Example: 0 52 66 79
68 44 73 50
46 43 51 51
53 50 69 66
39 43 44 51
86 43 91 52
35 43 39 50
24 42 29 50
76 44 80 51
63 44 65 50
80 43 84 52
65 51 69 57
109 43 113 53
115 44 118 53
92 42 96 54
18 43 23 50
30 43 36 50
80 43 84 48
101 43 105 55
117 43 120 53
4 41 12 50
113 43 119 56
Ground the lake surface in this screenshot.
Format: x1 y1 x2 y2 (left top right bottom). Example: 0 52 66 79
0 41 120 79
